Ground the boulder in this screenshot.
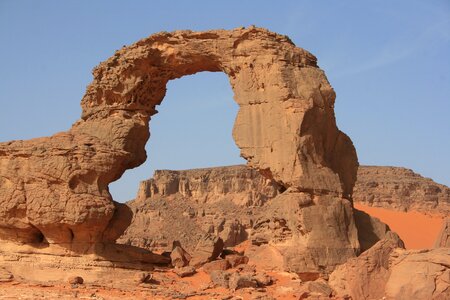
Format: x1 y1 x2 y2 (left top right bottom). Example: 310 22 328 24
68 276 84 285
298 279 333 298
385 248 450 300
189 235 224 267
229 273 258 291
225 254 249 268
173 266 196 278
170 242 191 268
329 232 404 300
202 259 231 273
209 270 233 289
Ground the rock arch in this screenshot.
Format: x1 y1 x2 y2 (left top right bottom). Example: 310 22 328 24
0 27 358 262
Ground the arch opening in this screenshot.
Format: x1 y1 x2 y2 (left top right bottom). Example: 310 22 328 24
108 71 246 202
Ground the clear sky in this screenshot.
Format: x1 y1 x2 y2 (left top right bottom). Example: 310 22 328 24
0 0 449 202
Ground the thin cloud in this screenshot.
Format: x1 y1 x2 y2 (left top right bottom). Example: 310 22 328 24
334 17 450 78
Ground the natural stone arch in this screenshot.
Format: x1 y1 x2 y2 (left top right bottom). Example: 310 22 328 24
0 27 358 251
81 26 357 194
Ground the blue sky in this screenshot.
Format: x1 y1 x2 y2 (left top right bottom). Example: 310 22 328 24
0 0 449 201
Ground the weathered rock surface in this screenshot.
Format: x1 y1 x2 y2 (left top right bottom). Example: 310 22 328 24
0 267 14 282
354 166 450 215
170 243 191 268
123 168 367 275
136 165 282 206
1 26 447 298
353 208 393 252
126 165 440 275
330 233 450 300
250 191 360 275
385 248 450 300
329 232 404 300
189 234 224 267
0 27 358 254
435 218 450 248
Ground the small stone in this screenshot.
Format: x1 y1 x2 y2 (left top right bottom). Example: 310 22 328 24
173 266 196 278
236 264 256 274
253 273 273 287
228 273 258 291
209 270 232 288
171 245 191 268
203 259 231 274
305 280 333 296
0 268 14 282
68 276 84 285
225 254 249 268
190 235 224 268
135 272 152 284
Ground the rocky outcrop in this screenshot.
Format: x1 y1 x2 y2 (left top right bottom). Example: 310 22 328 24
385 248 450 299
123 163 450 276
354 166 450 215
250 192 359 275
330 235 450 300
0 27 357 264
136 165 281 206
435 219 450 248
125 165 421 275
329 232 404 300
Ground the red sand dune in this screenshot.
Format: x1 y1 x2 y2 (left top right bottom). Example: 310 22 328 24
355 203 444 249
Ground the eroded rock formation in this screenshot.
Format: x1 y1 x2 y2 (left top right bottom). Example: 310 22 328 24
0 27 359 275
354 166 450 215
122 165 411 276
435 219 450 248
136 165 281 206
330 236 450 300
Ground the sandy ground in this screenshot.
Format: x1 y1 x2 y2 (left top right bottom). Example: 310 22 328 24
355 203 444 249
0 270 308 300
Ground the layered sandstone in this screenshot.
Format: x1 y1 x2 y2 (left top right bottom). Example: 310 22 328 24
0 27 359 277
124 165 417 275
354 166 450 215
136 165 281 206
329 234 450 299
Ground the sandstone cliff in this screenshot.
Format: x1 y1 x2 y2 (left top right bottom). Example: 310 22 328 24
136 165 282 206
0 27 357 246
354 166 450 215
0 27 360 279
122 164 449 259
125 164 446 275
0 27 447 298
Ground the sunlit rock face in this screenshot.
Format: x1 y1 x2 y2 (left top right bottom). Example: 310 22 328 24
0 27 359 272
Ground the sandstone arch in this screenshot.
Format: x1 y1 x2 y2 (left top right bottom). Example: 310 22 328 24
0 28 359 270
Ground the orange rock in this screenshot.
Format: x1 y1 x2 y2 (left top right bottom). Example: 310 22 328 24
435 218 450 248
202 259 231 274
0 27 357 250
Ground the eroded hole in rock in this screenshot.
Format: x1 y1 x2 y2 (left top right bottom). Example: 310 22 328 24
114 72 285 253
108 72 246 203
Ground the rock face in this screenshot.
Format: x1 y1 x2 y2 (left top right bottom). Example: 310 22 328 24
385 248 450 299
124 165 410 275
0 27 358 254
136 165 281 206
435 219 450 248
329 232 405 300
354 166 450 215
330 234 450 300
123 163 450 276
